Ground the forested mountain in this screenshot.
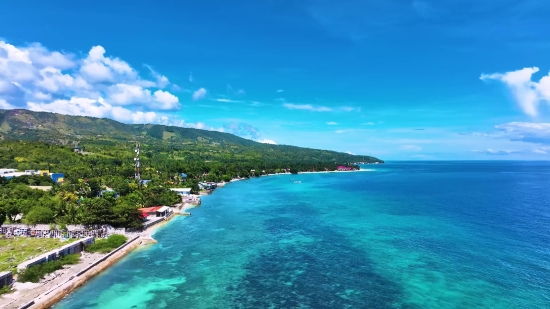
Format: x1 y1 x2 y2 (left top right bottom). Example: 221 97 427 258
0 109 383 166
0 109 382 228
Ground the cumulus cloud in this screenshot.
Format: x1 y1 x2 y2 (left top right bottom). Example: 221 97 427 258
192 88 207 100
277 89 284 93
480 67 550 117
0 99 16 109
326 121 338 125
346 151 355 155
284 103 332 112
258 138 277 145
0 40 185 125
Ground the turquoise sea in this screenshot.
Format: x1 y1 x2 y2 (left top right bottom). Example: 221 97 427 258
55 162 550 308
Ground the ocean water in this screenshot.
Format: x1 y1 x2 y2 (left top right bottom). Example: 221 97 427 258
55 162 550 309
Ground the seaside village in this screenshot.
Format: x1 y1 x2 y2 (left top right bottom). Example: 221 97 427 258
0 169 209 239
0 156 362 307
0 165 218 302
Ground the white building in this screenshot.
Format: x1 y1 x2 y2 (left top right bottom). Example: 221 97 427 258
0 169 25 178
170 188 192 196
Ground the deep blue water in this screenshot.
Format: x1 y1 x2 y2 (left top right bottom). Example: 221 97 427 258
55 162 550 308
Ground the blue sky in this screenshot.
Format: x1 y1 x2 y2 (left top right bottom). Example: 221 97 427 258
1 0 550 160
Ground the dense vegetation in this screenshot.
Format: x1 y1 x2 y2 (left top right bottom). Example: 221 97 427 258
84 234 127 253
18 253 80 283
0 109 383 229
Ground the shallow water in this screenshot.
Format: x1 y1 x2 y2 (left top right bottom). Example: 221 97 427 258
55 162 550 308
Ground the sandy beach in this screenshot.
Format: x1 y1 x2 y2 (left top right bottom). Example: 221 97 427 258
0 203 197 309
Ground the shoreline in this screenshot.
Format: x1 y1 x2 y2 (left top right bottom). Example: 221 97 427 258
229 167 375 182
1 204 194 309
5 170 369 308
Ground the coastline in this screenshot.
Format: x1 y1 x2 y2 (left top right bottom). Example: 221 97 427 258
229 167 375 182
5 170 369 308
1 204 195 309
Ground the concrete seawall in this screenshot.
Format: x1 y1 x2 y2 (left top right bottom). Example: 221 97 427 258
29 236 141 309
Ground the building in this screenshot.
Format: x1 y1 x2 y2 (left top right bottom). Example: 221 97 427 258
198 182 217 190
140 206 171 218
74 146 83 154
180 173 187 180
170 188 192 196
50 173 65 183
139 179 152 186
24 170 40 175
0 169 17 179
99 189 119 198
29 186 53 191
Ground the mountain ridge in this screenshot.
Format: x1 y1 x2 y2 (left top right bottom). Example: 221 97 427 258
0 109 383 164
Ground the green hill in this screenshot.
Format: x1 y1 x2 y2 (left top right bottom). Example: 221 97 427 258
0 109 383 229
0 109 383 168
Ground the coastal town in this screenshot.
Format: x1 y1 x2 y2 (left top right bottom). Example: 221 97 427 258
0 132 380 309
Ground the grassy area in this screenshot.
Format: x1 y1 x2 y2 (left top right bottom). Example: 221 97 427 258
84 234 127 253
18 253 81 283
0 286 14 296
0 236 75 274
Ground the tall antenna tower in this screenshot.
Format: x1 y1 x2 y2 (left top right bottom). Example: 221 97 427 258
134 141 141 180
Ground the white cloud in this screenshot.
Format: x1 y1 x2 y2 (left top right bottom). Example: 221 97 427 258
0 40 187 115
0 99 16 109
494 122 550 144
214 98 239 103
284 103 332 112
532 146 550 154
480 67 550 117
346 151 354 155
145 65 169 88
192 88 207 101
0 40 234 132
472 149 515 155
362 122 374 125
104 84 180 110
326 121 338 125
340 106 361 112
283 103 361 113
400 145 422 152
277 89 284 93
189 72 193 83
258 138 276 145
153 90 179 109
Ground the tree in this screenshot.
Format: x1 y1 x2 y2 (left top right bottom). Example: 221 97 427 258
112 197 143 229
25 206 55 224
